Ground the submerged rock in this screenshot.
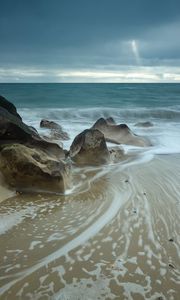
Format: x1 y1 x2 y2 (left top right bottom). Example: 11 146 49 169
40 119 70 141
0 144 70 193
109 146 124 163
106 117 116 125
40 119 62 130
70 129 110 165
92 118 150 147
135 121 154 127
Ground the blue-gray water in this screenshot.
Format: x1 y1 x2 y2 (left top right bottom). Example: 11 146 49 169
1 83 180 153
1 83 180 109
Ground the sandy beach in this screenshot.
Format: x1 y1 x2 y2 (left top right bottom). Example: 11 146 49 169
0 153 180 299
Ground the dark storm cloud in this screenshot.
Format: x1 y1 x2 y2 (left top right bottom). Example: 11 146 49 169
1 0 180 52
0 0 180 81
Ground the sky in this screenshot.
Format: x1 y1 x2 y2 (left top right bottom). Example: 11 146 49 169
0 0 180 82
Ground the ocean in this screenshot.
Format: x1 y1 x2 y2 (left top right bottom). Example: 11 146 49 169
1 83 180 155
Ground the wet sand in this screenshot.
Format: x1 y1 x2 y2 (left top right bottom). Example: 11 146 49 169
0 154 180 299
0 175 15 204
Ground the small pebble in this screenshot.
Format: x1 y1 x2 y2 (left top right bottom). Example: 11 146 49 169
168 238 174 242
133 209 137 214
168 263 175 269
125 179 129 183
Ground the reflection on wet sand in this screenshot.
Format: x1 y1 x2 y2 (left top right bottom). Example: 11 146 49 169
0 155 180 299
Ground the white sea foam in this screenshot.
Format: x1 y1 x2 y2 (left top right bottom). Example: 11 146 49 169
0 213 24 235
0 186 131 295
0 207 37 235
19 106 180 155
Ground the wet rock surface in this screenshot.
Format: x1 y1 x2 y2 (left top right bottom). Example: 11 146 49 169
92 117 150 147
0 96 67 193
0 95 22 120
40 119 70 141
0 97 65 159
0 144 70 193
70 129 110 165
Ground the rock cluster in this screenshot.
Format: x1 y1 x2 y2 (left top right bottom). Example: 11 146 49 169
0 96 151 194
0 96 68 193
92 118 150 146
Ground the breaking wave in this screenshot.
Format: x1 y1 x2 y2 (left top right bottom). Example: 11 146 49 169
19 106 180 123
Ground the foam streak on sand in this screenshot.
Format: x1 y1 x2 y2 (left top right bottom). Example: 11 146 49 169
0 156 180 299
0 184 131 295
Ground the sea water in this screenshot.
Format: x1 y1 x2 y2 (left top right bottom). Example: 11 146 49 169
0 83 180 154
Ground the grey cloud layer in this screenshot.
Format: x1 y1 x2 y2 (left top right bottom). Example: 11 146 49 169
0 0 180 81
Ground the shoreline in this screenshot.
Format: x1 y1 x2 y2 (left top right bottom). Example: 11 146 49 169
0 154 180 299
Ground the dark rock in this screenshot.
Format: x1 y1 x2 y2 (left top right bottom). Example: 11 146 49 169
168 238 174 242
29 126 38 133
92 118 150 147
0 95 22 120
70 129 110 165
40 119 62 130
0 98 71 193
40 119 70 141
0 106 65 160
106 117 116 125
168 263 175 269
0 106 36 141
0 144 70 193
92 117 107 129
135 121 154 128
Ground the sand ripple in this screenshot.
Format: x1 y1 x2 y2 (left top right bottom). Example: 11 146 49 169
0 155 180 299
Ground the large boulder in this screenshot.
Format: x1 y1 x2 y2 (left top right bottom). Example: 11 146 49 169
70 129 110 165
40 119 70 141
0 144 70 193
0 95 22 120
0 105 65 160
92 118 150 147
